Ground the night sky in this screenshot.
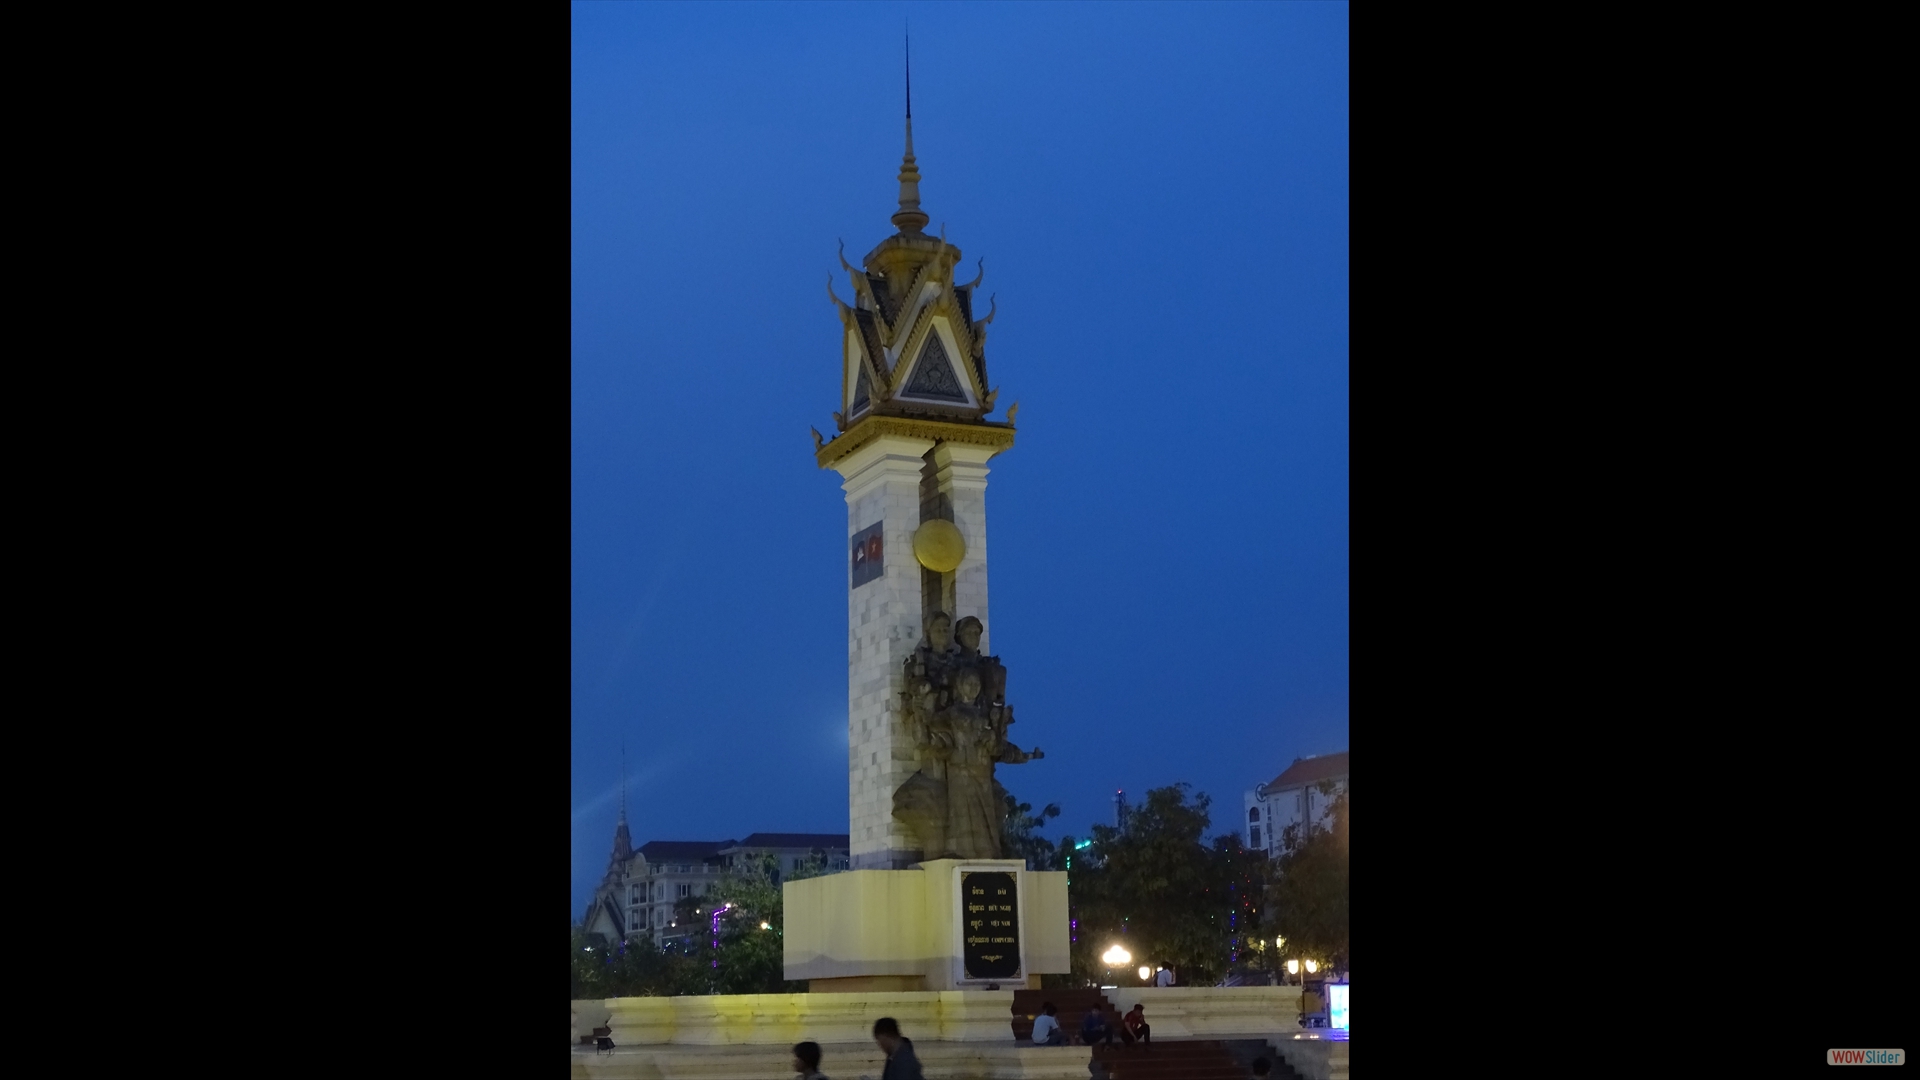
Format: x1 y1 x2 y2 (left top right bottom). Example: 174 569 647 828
572 1 1348 919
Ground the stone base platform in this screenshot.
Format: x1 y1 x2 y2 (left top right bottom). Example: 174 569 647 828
570 987 1345 1079
569 1041 1090 1080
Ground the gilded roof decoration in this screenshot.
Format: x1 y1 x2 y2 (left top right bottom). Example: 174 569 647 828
817 97 1012 463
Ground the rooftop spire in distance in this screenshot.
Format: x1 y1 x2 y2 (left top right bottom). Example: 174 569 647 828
892 25 929 234
611 743 633 862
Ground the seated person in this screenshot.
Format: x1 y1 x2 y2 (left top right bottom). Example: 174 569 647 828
1080 1004 1114 1046
1030 1003 1063 1046
1120 1003 1150 1050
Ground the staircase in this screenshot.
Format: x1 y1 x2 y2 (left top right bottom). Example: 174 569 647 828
1010 990 1301 1079
1009 987 1112 1043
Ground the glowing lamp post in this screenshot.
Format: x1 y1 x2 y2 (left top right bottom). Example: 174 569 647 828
1285 957 1305 1023
1101 944 1131 984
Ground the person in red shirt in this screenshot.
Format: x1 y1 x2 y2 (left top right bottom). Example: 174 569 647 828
1121 1004 1150 1051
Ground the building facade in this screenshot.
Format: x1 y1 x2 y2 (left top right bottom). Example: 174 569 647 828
1243 751 1348 857
584 812 850 948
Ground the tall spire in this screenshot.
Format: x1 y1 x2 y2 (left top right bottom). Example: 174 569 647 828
611 743 632 863
892 26 928 234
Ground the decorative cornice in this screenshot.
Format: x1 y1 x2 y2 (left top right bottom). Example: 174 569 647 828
815 414 1015 470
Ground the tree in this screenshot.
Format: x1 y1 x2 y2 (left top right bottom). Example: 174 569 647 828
1211 830 1272 982
1001 793 1062 869
674 851 830 995
573 922 706 999
1067 783 1246 986
1267 782 1348 973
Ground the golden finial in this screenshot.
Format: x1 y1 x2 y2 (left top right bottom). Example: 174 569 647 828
892 29 928 234
811 427 825 451
1006 402 1019 424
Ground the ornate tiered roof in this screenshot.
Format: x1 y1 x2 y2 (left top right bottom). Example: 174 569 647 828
817 82 1014 469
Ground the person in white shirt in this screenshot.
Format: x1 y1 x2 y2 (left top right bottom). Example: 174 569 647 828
1154 967 1173 987
1030 1002 1063 1046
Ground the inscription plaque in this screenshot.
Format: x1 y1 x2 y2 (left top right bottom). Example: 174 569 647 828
960 870 1021 980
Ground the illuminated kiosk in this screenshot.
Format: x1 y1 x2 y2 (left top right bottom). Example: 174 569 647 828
785 93 1070 994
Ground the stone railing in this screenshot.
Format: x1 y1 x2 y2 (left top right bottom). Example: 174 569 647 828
1098 986 1299 1037
572 999 612 1044
594 990 1016 1046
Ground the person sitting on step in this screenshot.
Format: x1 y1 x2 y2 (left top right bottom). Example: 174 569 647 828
1030 1003 1064 1046
1080 1003 1114 1047
1120 1003 1150 1051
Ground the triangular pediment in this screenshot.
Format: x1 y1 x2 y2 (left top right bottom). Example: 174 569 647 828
900 331 968 403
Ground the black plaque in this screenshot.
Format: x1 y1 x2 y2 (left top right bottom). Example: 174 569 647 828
850 521 884 589
961 871 1021 980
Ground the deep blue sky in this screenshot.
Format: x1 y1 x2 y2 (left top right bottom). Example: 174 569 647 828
572 1 1347 919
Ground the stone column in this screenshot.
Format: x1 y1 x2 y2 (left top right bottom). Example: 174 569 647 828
831 432 936 869
931 442 999 654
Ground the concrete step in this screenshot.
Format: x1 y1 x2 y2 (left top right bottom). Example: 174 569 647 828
1092 1040 1256 1080
1009 987 1118 1043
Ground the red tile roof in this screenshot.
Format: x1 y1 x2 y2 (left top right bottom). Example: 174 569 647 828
1263 751 1349 792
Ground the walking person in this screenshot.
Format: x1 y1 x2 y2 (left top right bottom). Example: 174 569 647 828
871 1017 923 1080
792 1041 829 1079
1030 1003 1064 1046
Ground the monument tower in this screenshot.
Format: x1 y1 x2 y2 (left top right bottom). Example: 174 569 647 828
785 60 1068 993
814 73 1017 872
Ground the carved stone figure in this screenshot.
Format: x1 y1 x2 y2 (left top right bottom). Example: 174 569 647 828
892 611 1042 860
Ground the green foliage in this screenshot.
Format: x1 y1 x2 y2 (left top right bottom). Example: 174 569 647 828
1267 782 1348 971
703 852 826 994
1053 781 1347 988
572 922 707 998
576 852 837 999
1065 783 1261 987
1002 794 1062 869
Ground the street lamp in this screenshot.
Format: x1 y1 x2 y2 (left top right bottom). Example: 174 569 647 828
1137 965 1152 982
1286 959 1299 977
1102 945 1132 966
1305 959 1319 974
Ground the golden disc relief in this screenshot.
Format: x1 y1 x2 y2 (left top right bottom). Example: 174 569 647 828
912 519 966 573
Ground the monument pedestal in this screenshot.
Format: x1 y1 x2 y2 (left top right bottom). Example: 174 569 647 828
783 859 1069 991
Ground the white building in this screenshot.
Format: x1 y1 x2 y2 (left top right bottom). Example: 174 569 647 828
1243 751 1348 857
583 813 850 948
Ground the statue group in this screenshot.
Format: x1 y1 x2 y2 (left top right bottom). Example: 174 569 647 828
891 611 1043 861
